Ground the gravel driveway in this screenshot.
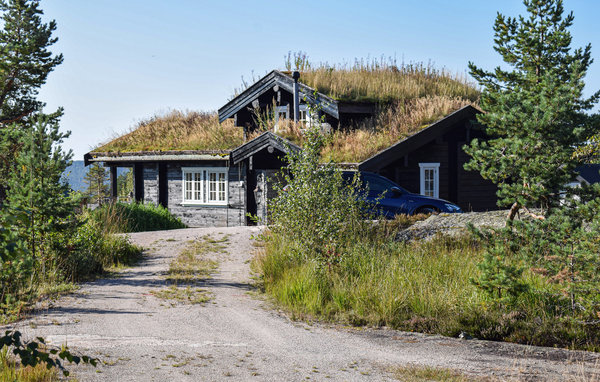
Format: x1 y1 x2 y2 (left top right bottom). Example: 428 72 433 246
7 226 600 381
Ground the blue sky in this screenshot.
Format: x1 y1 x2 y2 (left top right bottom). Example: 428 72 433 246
35 0 600 159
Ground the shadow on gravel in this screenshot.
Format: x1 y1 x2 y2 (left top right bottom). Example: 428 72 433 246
89 274 167 288
202 280 254 291
39 306 151 316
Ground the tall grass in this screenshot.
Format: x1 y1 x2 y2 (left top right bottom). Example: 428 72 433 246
289 58 480 103
250 96 475 163
88 202 186 233
322 96 475 162
95 110 244 153
0 346 58 382
255 231 600 350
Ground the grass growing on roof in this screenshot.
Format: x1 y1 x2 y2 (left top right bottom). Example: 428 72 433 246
95 110 244 153
283 55 480 103
94 56 479 162
250 96 475 163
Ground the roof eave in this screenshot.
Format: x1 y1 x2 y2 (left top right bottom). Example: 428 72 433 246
85 150 231 166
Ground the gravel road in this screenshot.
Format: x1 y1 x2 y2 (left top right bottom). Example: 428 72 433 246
7 226 600 381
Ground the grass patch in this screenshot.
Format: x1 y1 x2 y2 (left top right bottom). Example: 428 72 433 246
286 58 479 104
88 202 186 234
94 111 243 153
0 347 59 382
152 235 228 305
391 365 488 382
151 285 211 305
166 234 227 283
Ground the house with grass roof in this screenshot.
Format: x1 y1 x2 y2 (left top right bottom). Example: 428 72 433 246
85 61 501 227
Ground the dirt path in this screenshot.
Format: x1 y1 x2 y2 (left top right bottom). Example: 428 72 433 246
8 226 600 381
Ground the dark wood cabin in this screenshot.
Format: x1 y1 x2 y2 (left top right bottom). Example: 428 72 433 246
359 105 499 212
84 150 247 227
83 133 298 227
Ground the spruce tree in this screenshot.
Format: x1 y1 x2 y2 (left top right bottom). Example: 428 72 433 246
465 0 599 220
84 163 109 204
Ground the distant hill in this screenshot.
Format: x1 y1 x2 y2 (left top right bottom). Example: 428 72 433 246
63 161 128 192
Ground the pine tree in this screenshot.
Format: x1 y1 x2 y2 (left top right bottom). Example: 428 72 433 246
465 0 599 220
84 163 109 204
0 0 63 201
0 0 63 123
5 115 74 276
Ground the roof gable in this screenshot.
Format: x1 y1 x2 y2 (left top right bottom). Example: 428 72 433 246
218 70 339 123
230 131 300 165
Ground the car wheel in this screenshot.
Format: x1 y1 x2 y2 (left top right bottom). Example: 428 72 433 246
414 206 439 215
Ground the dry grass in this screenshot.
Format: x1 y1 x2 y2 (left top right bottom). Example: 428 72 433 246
287 59 480 103
94 58 478 162
152 235 227 305
322 96 475 162
95 110 244 153
165 235 226 283
391 365 490 382
250 95 474 163
151 285 212 304
0 347 60 382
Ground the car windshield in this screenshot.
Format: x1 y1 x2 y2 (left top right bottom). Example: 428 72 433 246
341 171 410 197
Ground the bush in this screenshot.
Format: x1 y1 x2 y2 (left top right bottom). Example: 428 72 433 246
51 213 142 282
268 108 369 269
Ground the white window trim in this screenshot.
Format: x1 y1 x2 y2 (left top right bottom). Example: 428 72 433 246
419 163 440 199
298 104 312 126
181 167 228 206
275 105 289 125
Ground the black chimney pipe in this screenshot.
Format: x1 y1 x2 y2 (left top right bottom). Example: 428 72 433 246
292 71 300 122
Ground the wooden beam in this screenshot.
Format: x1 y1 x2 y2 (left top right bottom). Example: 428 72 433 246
158 163 168 208
133 163 144 202
109 165 117 199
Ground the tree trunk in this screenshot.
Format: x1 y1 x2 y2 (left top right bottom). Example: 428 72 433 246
507 202 520 221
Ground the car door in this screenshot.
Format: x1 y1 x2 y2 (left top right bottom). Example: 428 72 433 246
360 173 409 217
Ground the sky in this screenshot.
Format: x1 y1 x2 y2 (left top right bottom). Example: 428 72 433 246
35 0 600 160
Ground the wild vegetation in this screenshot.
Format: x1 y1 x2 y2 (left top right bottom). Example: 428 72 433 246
95 111 243 153
256 1 600 351
88 202 186 233
257 95 474 162
283 53 480 103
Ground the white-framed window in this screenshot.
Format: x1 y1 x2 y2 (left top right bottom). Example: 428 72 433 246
419 163 440 198
182 167 228 205
298 104 312 126
275 105 289 125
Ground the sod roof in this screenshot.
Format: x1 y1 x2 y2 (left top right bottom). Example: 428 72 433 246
90 61 480 163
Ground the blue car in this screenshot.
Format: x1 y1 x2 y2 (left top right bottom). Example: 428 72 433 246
341 171 463 217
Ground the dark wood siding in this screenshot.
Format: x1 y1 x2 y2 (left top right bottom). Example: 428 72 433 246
377 123 499 212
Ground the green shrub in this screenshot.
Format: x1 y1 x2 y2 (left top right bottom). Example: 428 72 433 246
268 106 370 270
50 213 142 282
